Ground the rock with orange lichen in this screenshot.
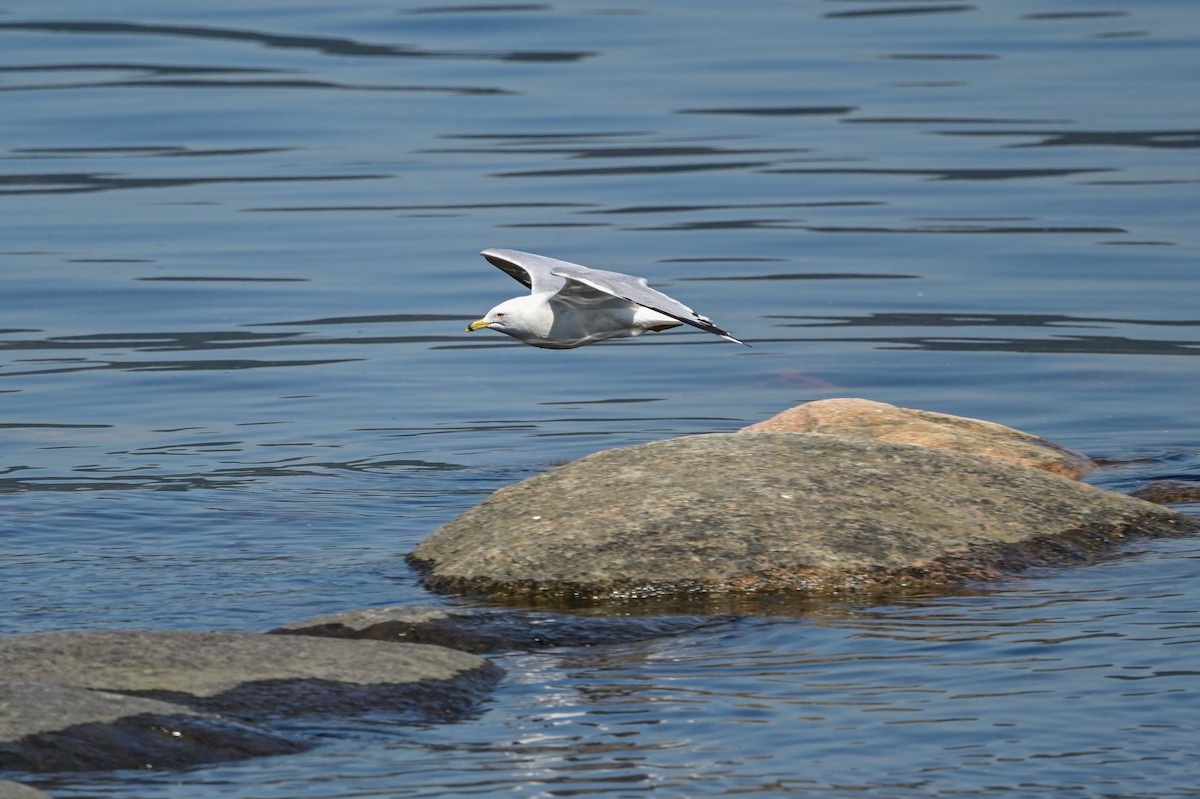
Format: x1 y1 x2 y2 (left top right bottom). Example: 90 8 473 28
741 398 1093 478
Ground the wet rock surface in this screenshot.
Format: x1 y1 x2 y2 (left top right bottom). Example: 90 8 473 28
275 605 733 653
0 682 303 773
410 432 1193 605
0 630 498 715
741 398 1095 478
1129 479 1200 504
0 630 503 772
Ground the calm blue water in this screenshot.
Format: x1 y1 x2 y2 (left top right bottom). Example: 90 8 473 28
2 0 1198 796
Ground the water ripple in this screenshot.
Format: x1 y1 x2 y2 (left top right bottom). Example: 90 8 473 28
0 19 594 62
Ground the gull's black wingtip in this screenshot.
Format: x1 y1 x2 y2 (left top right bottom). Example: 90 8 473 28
721 332 751 347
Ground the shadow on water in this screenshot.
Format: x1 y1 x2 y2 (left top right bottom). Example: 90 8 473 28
766 313 1200 356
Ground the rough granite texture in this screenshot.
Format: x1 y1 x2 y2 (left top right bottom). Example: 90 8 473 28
410 432 1193 602
740 398 1095 478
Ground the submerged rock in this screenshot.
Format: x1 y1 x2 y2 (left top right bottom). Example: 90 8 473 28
275 605 732 653
409 432 1193 605
741 398 1094 478
1129 479 1200 504
0 682 302 773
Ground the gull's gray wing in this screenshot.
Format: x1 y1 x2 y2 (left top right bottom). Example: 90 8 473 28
481 248 747 345
550 255 748 345
481 248 567 294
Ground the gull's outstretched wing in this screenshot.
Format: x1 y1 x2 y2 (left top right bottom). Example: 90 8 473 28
481 248 566 294
480 248 747 345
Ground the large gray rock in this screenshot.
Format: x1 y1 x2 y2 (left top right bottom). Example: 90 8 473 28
0 682 302 773
0 630 500 718
410 432 1194 605
0 630 503 771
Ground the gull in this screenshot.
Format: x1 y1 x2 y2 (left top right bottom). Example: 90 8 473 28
466 249 747 349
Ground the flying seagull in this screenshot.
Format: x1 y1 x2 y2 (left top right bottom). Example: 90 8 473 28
466 249 747 349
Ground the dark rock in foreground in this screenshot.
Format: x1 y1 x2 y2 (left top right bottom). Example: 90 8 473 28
275 605 733 653
410 432 1194 606
0 630 502 772
0 682 302 773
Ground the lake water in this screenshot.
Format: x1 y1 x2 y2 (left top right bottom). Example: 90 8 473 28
2 0 1198 796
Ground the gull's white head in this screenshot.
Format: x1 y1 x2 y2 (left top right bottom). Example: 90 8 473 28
466 296 552 343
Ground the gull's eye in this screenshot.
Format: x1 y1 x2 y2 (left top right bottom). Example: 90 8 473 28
495 312 506 319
